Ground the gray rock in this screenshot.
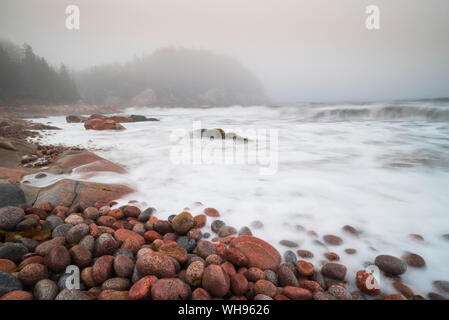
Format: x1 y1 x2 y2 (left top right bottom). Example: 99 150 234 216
0 243 28 263
42 215 64 231
34 279 59 300
194 240 217 259
16 218 38 231
0 206 25 230
79 235 95 252
283 250 297 264
277 264 299 287
52 224 73 238
0 184 26 208
177 236 196 252
55 289 92 300
312 270 326 289
58 273 86 291
254 294 273 300
138 207 156 222
14 237 39 251
131 266 143 283
130 115 159 122
327 285 353 300
375 255 407 275
65 223 90 244
101 277 131 291
238 226 252 236
0 271 23 296
211 220 226 233
264 269 279 286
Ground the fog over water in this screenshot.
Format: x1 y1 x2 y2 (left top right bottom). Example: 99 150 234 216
1 0 449 102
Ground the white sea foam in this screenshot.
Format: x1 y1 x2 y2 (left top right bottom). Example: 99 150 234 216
27 102 449 296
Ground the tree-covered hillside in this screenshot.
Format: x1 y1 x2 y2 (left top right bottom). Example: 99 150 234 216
0 40 79 105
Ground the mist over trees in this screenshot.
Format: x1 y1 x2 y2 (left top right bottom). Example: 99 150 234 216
1 42 268 107
0 40 79 105
76 47 268 107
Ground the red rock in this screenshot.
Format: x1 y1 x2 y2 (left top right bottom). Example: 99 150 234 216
97 290 129 300
192 288 212 300
231 273 249 296
108 116 130 123
112 220 133 230
92 255 114 283
220 261 237 278
202 265 231 297
204 208 220 217
297 250 314 259
172 211 194 234
274 294 290 300
108 208 123 219
98 215 116 227
163 232 178 241
81 267 97 287
158 243 188 264
214 243 227 259
136 252 176 278
324 252 340 261
298 279 324 294
356 270 380 296
402 252 426 268
36 201 53 212
323 235 343 246
254 279 277 297
384 294 406 300
44 246 71 272
297 260 314 276
144 230 162 242
344 248 357 255
0 259 16 272
114 229 145 246
282 287 313 300
113 254 134 278
18 255 44 269
25 207 48 219
84 119 124 131
124 206 141 218
321 263 347 280
69 244 92 267
226 248 248 267
279 240 299 248
0 290 33 300
230 236 281 271
392 282 414 298
244 267 265 282
128 275 158 300
193 214 206 228
153 220 173 234
151 278 190 300
18 263 48 286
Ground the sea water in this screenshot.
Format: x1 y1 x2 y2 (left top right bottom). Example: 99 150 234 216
27 101 449 296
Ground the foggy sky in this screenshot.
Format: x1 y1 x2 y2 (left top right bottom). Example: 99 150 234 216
1 0 449 103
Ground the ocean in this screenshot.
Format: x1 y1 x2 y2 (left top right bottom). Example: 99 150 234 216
26 100 449 296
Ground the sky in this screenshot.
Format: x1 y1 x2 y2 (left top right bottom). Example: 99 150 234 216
1 0 448 103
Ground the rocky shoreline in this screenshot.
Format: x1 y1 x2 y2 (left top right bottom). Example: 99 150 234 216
0 115 448 301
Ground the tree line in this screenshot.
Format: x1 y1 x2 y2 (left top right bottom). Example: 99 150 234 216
0 40 79 105
1 41 266 107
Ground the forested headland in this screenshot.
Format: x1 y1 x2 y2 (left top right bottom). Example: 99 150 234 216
0 40 268 108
